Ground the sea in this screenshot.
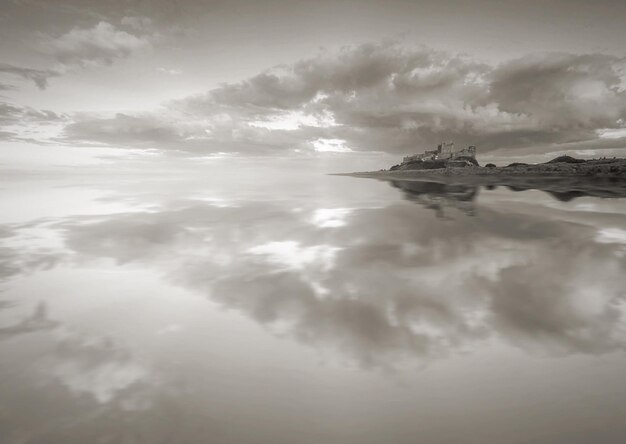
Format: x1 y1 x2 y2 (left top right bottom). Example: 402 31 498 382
0 166 625 443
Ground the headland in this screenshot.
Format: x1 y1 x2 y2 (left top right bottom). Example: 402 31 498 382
335 143 626 198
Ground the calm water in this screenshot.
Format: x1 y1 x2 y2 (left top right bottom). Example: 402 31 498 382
1 170 625 444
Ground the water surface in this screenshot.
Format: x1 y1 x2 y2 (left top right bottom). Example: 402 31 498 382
1 170 625 444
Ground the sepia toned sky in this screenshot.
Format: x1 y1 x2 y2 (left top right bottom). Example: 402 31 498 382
1 0 626 167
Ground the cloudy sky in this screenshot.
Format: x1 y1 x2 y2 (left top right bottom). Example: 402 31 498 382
1 0 626 168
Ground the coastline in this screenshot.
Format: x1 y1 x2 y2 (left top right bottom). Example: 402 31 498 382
333 159 626 198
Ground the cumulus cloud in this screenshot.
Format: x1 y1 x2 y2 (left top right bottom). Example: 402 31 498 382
58 41 626 157
0 63 60 89
47 20 152 67
487 53 626 146
0 19 153 92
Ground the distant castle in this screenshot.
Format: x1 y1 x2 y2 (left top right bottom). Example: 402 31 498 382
403 142 477 163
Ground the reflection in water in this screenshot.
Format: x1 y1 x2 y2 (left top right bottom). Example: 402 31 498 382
489 176 626 200
506 185 587 202
0 320 209 443
386 176 626 216
0 174 625 443
2 189 624 365
389 180 479 217
0 302 58 339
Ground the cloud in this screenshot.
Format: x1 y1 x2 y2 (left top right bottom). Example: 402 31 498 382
312 138 351 152
120 15 153 31
487 53 626 146
0 101 68 142
60 109 313 154
62 112 185 148
0 63 60 89
47 20 152 67
0 18 154 92
57 41 626 157
157 67 182 75
0 102 65 125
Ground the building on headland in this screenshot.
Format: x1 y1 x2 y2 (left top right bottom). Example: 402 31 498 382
402 142 477 163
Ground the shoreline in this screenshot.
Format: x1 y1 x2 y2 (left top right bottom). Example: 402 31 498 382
332 160 626 198
334 157 626 182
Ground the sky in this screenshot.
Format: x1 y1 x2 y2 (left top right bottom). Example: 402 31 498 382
1 0 626 169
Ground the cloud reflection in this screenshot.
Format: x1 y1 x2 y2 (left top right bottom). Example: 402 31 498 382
0 320 215 443
1 189 625 368
0 302 58 340
51 333 153 406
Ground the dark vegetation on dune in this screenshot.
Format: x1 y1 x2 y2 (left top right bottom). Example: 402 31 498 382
546 155 587 164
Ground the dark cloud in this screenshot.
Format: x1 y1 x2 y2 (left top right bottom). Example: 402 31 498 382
60 41 626 156
489 53 626 142
176 43 626 155
0 63 59 89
